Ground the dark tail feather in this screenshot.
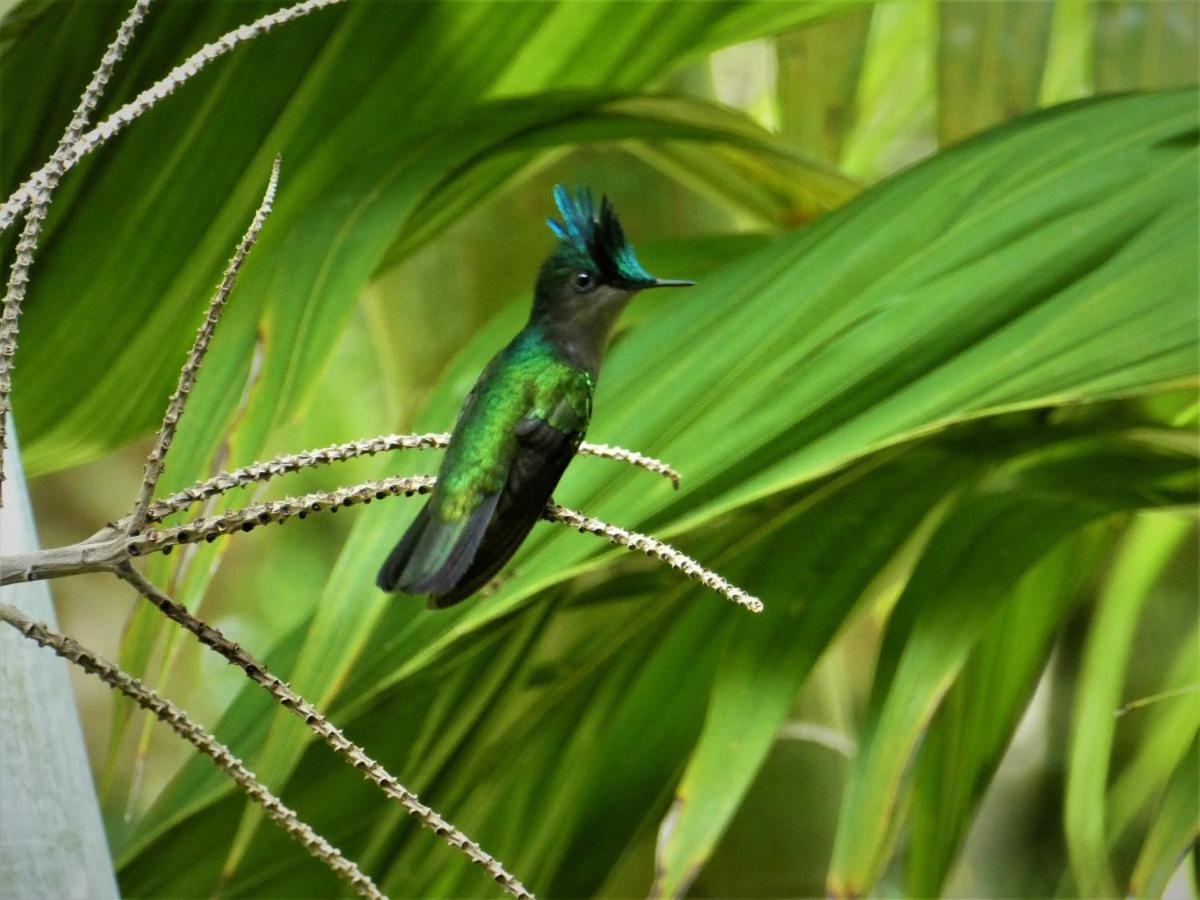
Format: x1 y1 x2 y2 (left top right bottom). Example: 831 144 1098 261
376 505 431 592
428 503 544 608
376 493 501 598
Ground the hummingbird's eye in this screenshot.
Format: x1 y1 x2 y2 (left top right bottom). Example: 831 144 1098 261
572 271 596 292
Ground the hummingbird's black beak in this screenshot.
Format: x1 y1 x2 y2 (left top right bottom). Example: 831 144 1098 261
648 278 696 289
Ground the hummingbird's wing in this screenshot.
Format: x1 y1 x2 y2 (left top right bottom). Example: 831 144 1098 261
426 408 584 607
375 382 496 596
377 367 590 604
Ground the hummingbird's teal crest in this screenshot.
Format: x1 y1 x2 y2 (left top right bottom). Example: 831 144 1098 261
377 185 694 607
546 185 655 286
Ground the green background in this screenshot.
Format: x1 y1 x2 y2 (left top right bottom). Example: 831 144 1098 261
5 1 1197 896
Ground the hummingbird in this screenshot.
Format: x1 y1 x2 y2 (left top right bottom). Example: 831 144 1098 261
376 185 694 607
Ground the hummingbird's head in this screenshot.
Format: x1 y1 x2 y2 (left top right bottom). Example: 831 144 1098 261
532 185 693 327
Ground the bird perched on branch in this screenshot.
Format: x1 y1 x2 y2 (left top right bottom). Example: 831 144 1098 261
377 185 693 607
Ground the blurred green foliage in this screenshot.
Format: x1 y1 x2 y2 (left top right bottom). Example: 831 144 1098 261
5 0 1198 897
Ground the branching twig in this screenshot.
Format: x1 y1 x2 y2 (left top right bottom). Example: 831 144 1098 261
142 435 448 523
3 472 759 614
60 1 157 149
120 476 760 611
0 601 384 900
579 441 681 490
113 565 535 900
0 0 344 235
136 432 679 524
0 0 154 503
543 503 764 613
0 4 759 891
128 156 280 532
127 475 436 557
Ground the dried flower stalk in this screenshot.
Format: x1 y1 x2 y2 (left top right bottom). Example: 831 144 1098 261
0 0 345 234
0 0 154 503
128 156 281 532
4 469 758 614
59 0 157 148
0 601 384 900
113 473 760 611
0 1 546 894
125 476 434 557
0 2 762 889
137 432 679 524
578 440 681 489
544 503 764 613
113 565 534 899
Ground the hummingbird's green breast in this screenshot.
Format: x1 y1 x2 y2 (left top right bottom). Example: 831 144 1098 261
434 327 592 521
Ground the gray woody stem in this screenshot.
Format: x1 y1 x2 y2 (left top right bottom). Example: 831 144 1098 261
113 565 535 900
128 156 281 533
0 0 155 504
0 600 384 900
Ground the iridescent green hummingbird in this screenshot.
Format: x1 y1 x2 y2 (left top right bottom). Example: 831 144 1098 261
377 185 694 607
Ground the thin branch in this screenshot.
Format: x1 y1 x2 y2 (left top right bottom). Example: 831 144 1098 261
579 441 681 490
140 435 449 523
113 565 534 900
0 529 128 585
0 4 724 894
61 0 158 148
0 0 344 235
0 0 154 504
126 475 436 557
4 473 758 612
543 503 764 613
128 156 280 533
136 433 679 524
0 601 384 900
125 474 758 611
